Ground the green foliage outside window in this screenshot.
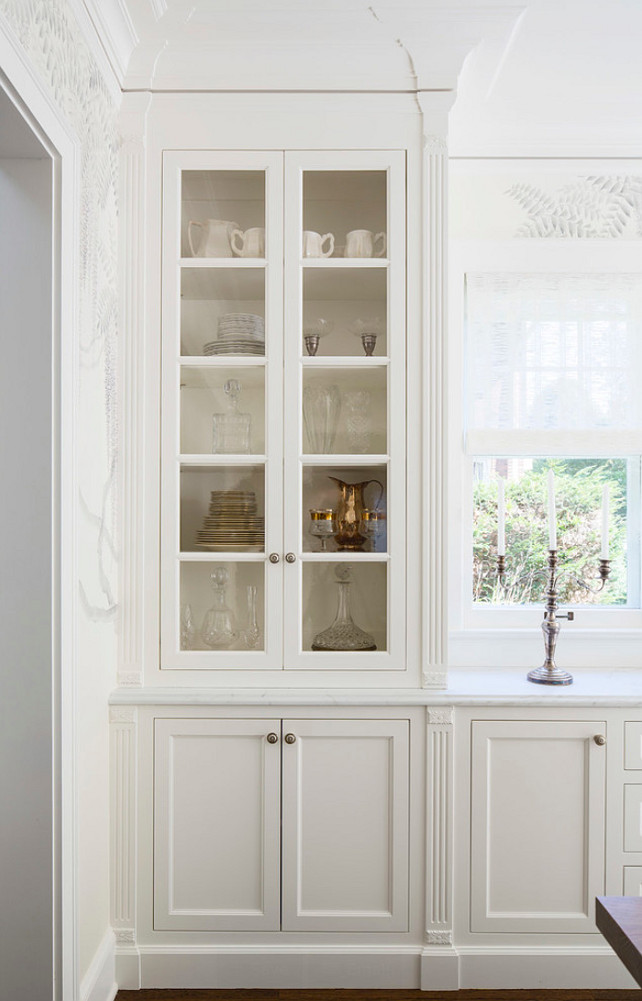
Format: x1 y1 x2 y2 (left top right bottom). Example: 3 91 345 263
473 459 627 606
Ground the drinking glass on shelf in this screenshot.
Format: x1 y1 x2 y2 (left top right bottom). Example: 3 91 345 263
360 509 386 552
242 584 262 649
303 383 341 453
180 604 196 650
344 389 371 453
303 318 334 356
309 509 336 551
349 317 382 356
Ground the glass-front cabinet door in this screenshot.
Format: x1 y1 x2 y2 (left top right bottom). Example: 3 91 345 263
160 149 406 672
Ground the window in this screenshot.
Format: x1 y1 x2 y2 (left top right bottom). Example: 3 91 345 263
449 241 642 668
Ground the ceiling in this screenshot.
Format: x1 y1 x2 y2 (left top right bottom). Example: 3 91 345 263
84 0 642 156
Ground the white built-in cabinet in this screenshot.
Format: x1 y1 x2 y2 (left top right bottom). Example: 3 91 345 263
160 149 406 673
469 719 606 934
153 717 410 933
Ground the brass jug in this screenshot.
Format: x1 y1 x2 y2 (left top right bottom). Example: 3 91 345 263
328 476 384 551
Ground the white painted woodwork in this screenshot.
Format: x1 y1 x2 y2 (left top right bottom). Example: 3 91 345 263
0 128 55 1001
425 707 454 944
160 150 284 670
471 720 606 933
110 707 137 933
280 718 409 931
153 718 281 930
625 722 642 769
624 867 642 896
624 785 642 852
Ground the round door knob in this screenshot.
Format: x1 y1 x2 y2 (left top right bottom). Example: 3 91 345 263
594 734 606 746
269 553 280 564
266 732 279 744
284 733 296 744
285 553 296 564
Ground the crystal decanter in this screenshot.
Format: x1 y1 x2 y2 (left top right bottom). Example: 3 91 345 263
311 564 376 651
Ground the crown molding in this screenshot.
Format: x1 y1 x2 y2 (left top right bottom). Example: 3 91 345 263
77 0 138 92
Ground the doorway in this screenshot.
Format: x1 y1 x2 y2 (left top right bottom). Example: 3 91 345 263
0 79 60 1000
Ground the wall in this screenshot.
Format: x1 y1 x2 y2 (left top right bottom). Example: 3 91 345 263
0 0 120 988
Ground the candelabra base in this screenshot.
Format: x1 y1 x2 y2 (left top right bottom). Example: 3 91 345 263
527 664 573 686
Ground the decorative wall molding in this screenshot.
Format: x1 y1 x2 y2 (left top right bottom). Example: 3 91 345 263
118 93 151 689
427 707 454 726
426 930 453 945
418 96 449 688
426 707 454 943
110 709 137 929
114 928 135 945
508 175 642 238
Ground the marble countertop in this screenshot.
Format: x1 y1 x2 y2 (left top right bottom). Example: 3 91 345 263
110 668 642 706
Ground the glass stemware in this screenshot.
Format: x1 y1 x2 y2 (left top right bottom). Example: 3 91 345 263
349 317 382 356
303 318 334 356
309 508 336 551
360 509 386 552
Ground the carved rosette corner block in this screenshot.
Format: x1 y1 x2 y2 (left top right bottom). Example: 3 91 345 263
425 929 453 946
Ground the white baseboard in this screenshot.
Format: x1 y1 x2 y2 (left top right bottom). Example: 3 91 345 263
137 946 421 989
123 943 639 991
80 928 117 1001
456 946 639 990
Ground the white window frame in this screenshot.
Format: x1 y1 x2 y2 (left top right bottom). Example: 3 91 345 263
449 239 642 669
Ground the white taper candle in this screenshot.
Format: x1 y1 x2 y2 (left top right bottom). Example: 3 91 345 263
601 485 609 560
547 469 557 550
497 478 505 556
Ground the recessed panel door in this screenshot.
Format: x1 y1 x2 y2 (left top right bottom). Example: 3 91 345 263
281 718 410 931
471 719 606 933
154 718 281 930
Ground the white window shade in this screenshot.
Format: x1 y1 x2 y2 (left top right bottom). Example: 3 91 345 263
465 273 642 439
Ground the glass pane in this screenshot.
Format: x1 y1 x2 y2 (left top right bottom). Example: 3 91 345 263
181 170 265 258
302 464 387 553
302 562 387 652
302 269 387 357
180 561 265 651
180 465 265 553
302 368 387 455
472 457 630 606
181 366 265 455
466 273 642 431
302 171 387 259
180 268 265 357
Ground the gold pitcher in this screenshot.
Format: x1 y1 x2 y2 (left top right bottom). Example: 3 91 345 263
328 476 384 551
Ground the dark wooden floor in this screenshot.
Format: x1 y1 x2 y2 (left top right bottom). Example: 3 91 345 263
116 991 642 1000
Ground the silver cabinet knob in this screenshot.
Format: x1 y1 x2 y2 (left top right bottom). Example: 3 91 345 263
269 553 280 564
284 733 296 744
594 734 606 746
285 553 296 563
266 732 279 744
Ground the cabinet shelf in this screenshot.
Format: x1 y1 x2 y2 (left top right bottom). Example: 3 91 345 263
179 552 266 562
301 356 388 367
301 454 388 465
180 455 266 467
180 356 266 368
180 257 266 268
301 258 388 269
302 552 389 562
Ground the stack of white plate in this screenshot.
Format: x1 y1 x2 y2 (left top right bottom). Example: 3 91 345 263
203 313 265 356
195 490 265 551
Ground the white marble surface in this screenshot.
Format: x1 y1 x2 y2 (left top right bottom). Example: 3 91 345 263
109 668 642 707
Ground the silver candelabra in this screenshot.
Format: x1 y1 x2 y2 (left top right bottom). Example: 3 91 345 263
497 549 611 685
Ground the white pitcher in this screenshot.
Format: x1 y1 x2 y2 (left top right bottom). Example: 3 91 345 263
231 226 265 258
187 219 240 258
302 230 335 258
345 229 386 259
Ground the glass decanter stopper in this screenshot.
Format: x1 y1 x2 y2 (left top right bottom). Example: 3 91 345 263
311 564 377 651
180 603 196 649
212 379 251 454
201 566 238 649
243 584 262 649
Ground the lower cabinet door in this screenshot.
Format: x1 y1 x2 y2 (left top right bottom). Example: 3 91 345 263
281 718 410 932
470 719 606 933
154 718 281 931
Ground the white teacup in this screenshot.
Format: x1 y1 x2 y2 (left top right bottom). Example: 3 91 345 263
231 226 265 257
302 230 335 258
345 229 386 259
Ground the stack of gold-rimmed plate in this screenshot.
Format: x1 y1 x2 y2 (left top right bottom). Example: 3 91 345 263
203 313 265 356
195 490 265 551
